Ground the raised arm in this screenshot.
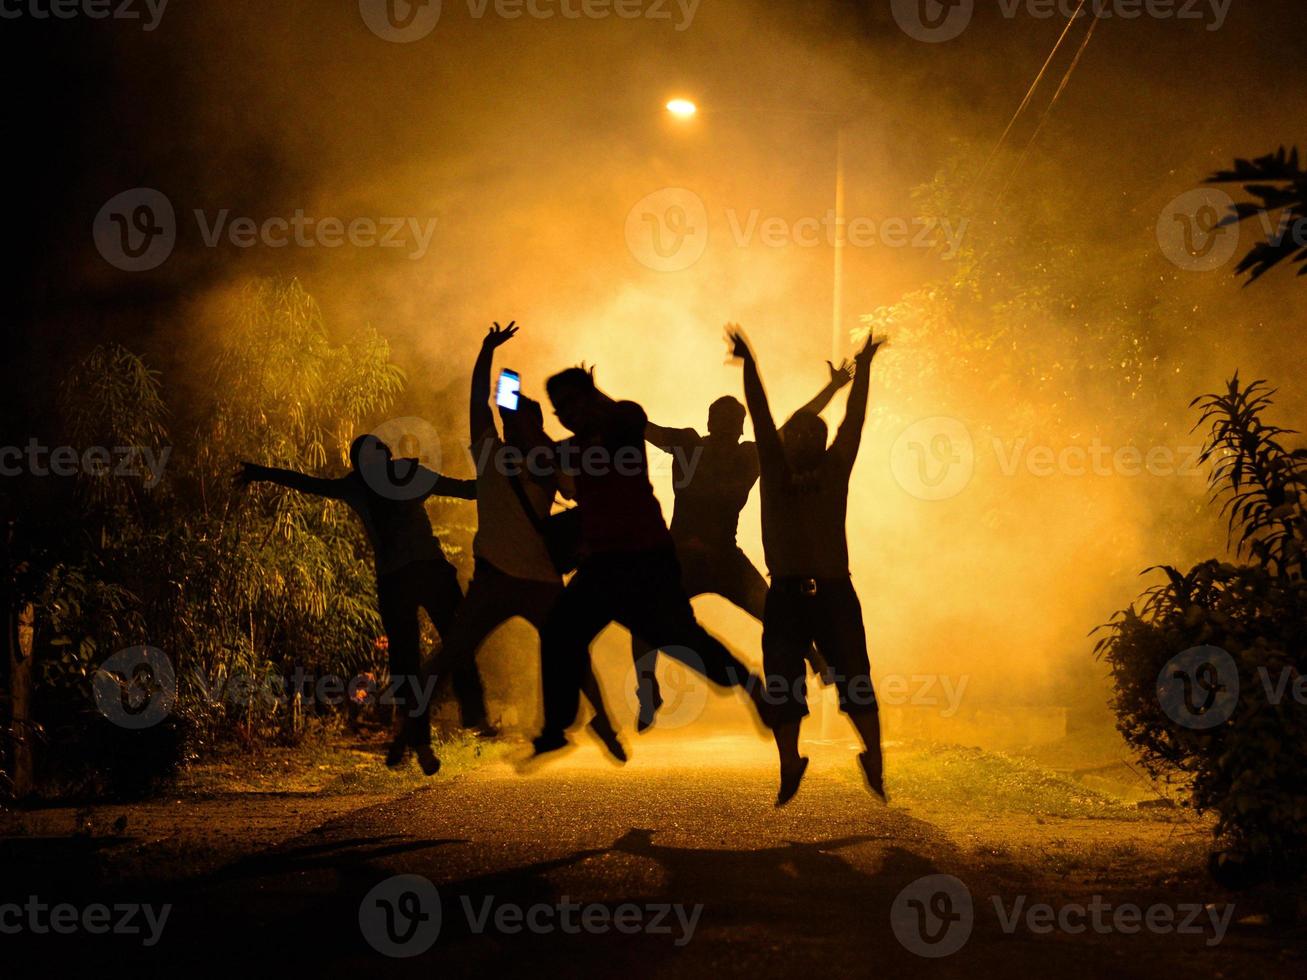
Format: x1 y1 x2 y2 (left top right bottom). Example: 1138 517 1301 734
726 325 782 466
470 321 518 444
832 334 886 465
795 358 855 418
236 462 348 499
645 419 701 454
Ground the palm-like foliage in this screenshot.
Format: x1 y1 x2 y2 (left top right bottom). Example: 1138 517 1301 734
197 279 405 520
58 343 169 517
1191 375 1307 579
1096 376 1307 872
13 279 421 795
163 279 406 740
1208 146 1307 282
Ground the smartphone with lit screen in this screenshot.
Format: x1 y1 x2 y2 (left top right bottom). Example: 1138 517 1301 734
495 369 521 411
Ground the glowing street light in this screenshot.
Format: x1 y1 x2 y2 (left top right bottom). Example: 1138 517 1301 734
665 98 698 119
661 96 849 360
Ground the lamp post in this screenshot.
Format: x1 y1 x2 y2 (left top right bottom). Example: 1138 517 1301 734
665 98 850 361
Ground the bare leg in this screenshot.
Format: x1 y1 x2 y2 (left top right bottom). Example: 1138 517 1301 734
582 661 627 762
849 707 886 801
773 720 802 766
630 633 662 733
772 720 808 806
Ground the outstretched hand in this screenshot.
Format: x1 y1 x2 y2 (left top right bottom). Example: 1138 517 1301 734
483 321 519 349
827 358 855 388
233 461 259 489
856 332 888 364
724 323 753 364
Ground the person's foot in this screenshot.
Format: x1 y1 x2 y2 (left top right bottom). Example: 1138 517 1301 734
531 730 570 757
414 744 442 777
588 719 628 763
385 737 407 768
859 751 888 803
776 756 809 807
635 679 663 733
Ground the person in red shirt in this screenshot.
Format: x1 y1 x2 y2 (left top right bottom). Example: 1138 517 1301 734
532 366 774 757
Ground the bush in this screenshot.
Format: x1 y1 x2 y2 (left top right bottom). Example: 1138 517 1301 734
4 279 443 798
1096 376 1307 878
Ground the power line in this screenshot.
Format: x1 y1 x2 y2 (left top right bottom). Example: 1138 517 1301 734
967 0 1091 205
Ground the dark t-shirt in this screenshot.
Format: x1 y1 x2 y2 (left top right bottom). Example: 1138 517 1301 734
655 435 759 550
561 400 672 557
757 445 854 579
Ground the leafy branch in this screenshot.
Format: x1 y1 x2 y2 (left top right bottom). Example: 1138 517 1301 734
1208 146 1307 282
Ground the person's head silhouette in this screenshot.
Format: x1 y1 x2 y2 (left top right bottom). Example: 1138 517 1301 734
706 395 746 442
350 434 393 471
546 366 601 435
501 394 548 455
349 435 398 491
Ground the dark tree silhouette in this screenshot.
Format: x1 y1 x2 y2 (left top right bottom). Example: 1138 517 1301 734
1208 146 1307 282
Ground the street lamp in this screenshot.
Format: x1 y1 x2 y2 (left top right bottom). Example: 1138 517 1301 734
665 99 849 361
665 98 698 119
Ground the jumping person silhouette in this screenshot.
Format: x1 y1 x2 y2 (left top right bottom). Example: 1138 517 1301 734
632 364 854 730
236 437 477 776
428 323 627 760
727 325 888 806
532 365 776 758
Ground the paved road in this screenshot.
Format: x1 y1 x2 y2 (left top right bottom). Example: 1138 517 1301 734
5 734 1295 978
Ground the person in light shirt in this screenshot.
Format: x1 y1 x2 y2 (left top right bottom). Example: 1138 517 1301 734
429 323 626 761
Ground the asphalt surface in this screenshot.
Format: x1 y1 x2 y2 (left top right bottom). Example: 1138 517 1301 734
3 734 1297 978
